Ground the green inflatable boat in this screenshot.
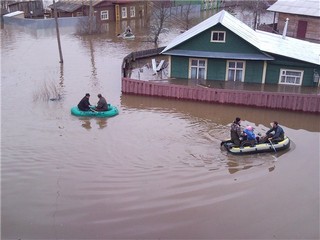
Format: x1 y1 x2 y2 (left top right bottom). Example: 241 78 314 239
71 104 119 118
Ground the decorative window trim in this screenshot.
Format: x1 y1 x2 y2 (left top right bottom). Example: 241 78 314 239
211 31 226 42
130 6 136 18
189 58 207 80
226 60 246 82
121 7 127 19
100 10 109 20
279 69 304 86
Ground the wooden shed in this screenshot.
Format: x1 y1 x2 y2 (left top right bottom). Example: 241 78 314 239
267 0 320 43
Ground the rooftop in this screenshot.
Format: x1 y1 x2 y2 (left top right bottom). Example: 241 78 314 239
162 10 320 66
267 0 320 17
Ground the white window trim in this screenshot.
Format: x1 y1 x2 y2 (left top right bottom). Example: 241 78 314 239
225 60 246 82
211 31 226 43
279 69 304 86
189 58 207 80
100 10 109 20
121 7 127 19
130 6 135 18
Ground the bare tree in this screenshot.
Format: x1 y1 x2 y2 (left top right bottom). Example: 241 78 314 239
149 1 171 45
181 0 195 31
237 0 272 29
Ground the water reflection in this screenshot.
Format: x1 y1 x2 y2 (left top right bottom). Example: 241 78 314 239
80 118 108 130
81 119 92 130
96 118 107 129
121 94 320 132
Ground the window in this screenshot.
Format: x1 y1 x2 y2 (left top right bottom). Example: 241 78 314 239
279 69 303 85
211 31 226 42
139 5 144 17
100 10 109 20
121 7 127 18
130 6 135 18
190 59 207 79
227 61 245 82
76 12 83 16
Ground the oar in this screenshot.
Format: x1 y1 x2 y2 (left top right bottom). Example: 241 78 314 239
269 139 277 153
90 106 98 113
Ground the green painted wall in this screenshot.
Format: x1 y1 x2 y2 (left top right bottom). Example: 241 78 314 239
168 25 320 86
245 61 264 83
171 56 189 79
174 24 263 55
207 59 226 81
265 55 320 86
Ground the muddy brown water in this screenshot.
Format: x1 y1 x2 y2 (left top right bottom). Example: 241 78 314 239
1 21 319 239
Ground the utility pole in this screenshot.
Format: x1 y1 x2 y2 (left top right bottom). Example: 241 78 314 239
53 0 63 63
89 0 93 34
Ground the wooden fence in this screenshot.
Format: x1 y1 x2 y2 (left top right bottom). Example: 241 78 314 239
122 78 320 113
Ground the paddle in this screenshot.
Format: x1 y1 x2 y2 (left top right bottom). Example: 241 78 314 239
269 139 277 153
89 106 98 112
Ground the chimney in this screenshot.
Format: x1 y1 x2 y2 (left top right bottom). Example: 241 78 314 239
282 18 289 39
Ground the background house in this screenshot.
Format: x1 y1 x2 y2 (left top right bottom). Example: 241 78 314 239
267 0 320 43
8 0 44 18
161 10 320 87
49 0 147 23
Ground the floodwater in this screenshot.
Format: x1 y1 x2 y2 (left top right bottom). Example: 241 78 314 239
1 16 320 240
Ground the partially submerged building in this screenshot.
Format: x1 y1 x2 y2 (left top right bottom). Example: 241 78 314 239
161 10 320 87
49 0 148 23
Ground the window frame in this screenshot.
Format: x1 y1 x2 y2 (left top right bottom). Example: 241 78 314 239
279 69 304 86
100 10 109 21
130 6 136 18
189 58 207 80
211 31 226 43
226 60 246 82
121 6 127 19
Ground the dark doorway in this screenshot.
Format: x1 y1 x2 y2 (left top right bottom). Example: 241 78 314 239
297 20 307 39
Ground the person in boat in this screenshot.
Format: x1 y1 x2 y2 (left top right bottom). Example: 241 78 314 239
241 126 258 147
78 93 91 111
125 26 132 34
95 94 108 111
262 121 285 143
230 117 243 146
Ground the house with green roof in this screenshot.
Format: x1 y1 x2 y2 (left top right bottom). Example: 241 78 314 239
161 10 320 87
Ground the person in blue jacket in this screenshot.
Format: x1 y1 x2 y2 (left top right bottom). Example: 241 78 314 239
241 126 257 147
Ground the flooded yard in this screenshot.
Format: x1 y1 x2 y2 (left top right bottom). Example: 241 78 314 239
1 10 319 240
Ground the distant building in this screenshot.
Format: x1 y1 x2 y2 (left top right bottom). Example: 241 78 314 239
267 0 320 43
8 0 44 18
49 0 148 23
161 10 320 87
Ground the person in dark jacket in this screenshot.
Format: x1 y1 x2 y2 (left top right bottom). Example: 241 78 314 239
230 117 242 146
78 93 91 111
95 94 108 111
263 121 285 143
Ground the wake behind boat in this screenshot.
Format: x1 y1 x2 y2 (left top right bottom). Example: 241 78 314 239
221 137 290 155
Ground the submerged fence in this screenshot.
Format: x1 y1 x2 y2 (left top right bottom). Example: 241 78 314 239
121 48 320 113
122 78 320 113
